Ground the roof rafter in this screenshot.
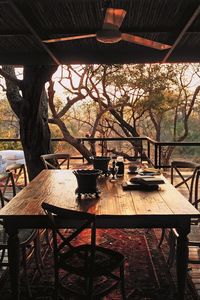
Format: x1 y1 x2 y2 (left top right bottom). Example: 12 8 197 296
1 30 200 38
6 0 60 65
162 5 200 63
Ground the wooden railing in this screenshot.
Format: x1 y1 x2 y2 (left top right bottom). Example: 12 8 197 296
0 137 200 169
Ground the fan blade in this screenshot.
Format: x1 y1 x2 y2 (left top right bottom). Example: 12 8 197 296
103 8 126 30
121 33 171 50
43 34 96 43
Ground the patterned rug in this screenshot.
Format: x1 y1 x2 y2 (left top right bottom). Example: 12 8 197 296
0 229 197 300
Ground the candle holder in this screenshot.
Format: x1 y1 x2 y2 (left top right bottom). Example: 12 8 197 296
73 169 102 200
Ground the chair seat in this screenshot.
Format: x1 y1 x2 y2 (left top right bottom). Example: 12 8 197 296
42 202 126 299
6 163 24 172
59 244 125 277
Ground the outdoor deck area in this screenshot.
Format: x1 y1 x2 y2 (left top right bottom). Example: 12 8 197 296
0 1 200 299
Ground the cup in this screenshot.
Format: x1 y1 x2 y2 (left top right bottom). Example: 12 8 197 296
92 156 110 176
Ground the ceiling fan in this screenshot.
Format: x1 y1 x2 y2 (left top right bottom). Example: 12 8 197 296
43 8 171 50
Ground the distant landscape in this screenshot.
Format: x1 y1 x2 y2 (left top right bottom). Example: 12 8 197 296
0 63 200 165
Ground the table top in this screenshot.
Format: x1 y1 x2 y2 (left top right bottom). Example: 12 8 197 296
0 170 199 221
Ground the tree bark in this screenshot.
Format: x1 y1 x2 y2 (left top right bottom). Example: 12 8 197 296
48 80 93 162
3 65 58 180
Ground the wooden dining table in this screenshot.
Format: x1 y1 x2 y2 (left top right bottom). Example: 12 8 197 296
0 169 199 300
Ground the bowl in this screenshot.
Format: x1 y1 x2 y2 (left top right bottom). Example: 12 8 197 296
128 164 138 173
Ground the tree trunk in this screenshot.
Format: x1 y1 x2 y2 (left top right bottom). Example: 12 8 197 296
47 79 93 163
3 65 58 181
20 66 58 180
51 117 93 162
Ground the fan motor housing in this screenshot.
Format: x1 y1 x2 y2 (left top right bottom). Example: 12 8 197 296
96 29 121 44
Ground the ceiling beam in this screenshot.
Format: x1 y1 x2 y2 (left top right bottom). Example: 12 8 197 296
162 5 200 63
1 29 200 38
7 0 61 65
0 48 199 65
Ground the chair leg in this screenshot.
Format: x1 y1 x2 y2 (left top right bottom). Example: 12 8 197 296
34 232 43 273
0 248 6 264
54 271 59 300
158 228 165 248
120 264 126 300
21 246 32 298
53 286 59 300
167 229 176 268
45 229 52 249
22 165 28 187
54 254 60 300
87 276 94 300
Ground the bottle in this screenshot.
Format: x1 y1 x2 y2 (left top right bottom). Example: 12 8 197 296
110 158 118 182
116 156 124 176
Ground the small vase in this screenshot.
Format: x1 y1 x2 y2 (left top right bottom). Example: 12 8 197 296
73 169 102 199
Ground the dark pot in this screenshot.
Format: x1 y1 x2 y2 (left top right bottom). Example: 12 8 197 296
92 156 110 175
73 169 102 197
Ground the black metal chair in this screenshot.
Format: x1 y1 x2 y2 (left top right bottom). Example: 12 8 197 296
170 160 199 192
167 166 200 267
40 153 70 170
40 153 71 250
6 162 28 190
42 202 126 300
158 160 200 248
0 172 42 297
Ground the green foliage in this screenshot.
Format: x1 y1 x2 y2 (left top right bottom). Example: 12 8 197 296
0 141 22 150
1 63 200 164
0 97 19 138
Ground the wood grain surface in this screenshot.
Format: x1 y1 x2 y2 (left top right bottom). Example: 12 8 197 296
0 170 199 219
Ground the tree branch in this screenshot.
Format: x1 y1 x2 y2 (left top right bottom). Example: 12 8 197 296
0 67 22 88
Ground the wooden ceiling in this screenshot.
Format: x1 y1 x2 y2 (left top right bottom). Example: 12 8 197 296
0 0 200 65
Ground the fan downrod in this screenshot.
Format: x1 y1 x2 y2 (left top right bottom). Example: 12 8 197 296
96 29 121 43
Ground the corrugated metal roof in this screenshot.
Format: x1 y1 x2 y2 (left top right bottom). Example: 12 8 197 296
0 0 199 65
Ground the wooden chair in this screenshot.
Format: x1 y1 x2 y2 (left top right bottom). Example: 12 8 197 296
40 153 71 249
167 166 200 267
158 160 200 248
6 162 28 189
42 202 126 300
0 172 42 297
171 160 199 191
0 172 16 205
40 153 70 170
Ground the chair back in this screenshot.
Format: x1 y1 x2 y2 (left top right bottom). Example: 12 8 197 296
0 172 16 207
171 160 199 192
0 189 4 209
40 153 70 169
42 202 96 255
189 167 200 210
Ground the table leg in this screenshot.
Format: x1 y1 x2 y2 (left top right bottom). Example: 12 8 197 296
176 228 189 300
7 227 20 300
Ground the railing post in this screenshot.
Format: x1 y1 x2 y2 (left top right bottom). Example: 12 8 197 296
82 140 85 162
154 144 158 168
101 140 104 156
140 139 143 161
158 144 161 169
147 140 150 161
